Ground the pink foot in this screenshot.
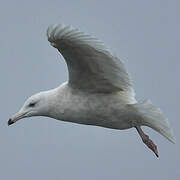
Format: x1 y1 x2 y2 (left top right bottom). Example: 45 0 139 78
142 134 159 157
136 126 159 157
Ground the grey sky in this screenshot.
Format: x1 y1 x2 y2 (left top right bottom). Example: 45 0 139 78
0 0 179 179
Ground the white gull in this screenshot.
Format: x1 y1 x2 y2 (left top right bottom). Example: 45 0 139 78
9 24 175 157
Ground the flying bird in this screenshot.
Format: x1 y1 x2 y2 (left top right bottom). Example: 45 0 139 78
8 24 175 157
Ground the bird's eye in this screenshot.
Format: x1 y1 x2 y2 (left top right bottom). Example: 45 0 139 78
29 102 36 107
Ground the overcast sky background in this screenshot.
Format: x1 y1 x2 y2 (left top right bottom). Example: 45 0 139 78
0 0 179 179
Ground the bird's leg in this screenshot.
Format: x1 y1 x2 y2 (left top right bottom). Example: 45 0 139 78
135 126 159 157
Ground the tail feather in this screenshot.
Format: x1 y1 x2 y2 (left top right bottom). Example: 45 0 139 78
131 100 176 143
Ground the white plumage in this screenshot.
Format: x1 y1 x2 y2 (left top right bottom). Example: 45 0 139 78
9 24 175 157
47 24 134 96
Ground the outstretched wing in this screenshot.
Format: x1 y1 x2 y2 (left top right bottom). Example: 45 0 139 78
47 24 134 96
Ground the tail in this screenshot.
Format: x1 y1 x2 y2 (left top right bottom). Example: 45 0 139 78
130 100 176 143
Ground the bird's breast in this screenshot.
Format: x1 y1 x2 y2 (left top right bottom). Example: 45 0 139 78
52 90 133 130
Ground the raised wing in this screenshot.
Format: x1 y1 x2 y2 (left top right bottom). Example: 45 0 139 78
47 24 134 95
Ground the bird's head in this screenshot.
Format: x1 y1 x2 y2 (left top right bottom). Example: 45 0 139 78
8 92 49 126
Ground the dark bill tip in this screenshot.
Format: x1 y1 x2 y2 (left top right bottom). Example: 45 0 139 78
8 118 14 126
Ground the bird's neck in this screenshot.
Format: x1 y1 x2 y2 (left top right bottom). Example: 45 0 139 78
44 82 70 121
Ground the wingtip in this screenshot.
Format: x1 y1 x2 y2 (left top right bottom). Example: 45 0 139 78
47 24 61 41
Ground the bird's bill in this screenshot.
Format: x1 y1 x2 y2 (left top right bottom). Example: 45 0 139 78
8 112 27 126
